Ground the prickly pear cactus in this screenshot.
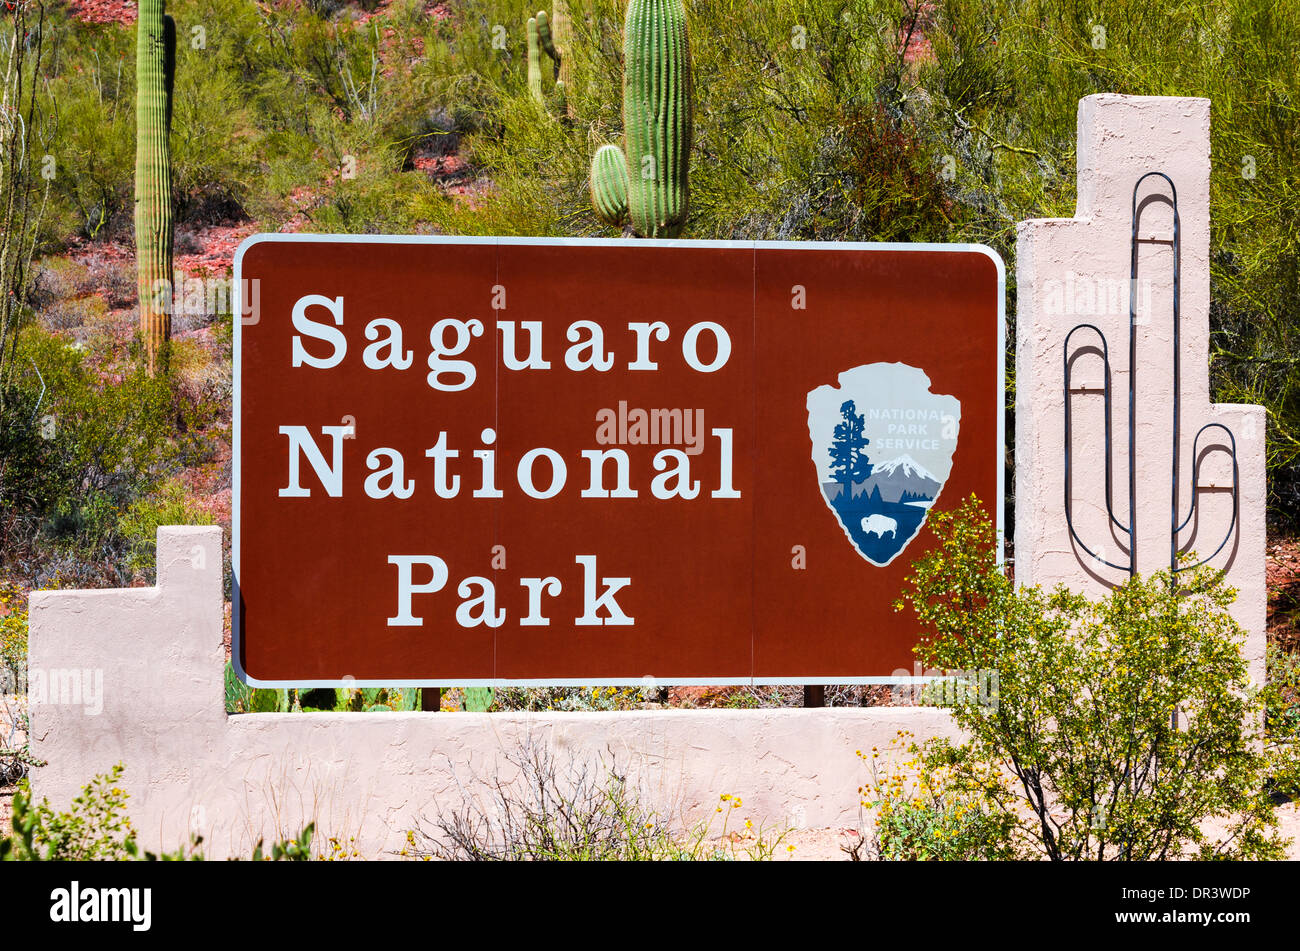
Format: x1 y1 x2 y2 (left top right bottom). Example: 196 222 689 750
224 662 288 713
392 687 420 712
134 0 175 376
463 687 494 712
589 0 692 237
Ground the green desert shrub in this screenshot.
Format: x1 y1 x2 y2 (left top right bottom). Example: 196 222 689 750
857 737 1017 861
38 14 136 242
0 581 29 683
1264 644 1300 800
892 495 1288 861
0 327 193 584
116 478 215 578
3 765 137 861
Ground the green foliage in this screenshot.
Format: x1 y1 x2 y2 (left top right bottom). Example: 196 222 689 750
117 478 215 577
0 581 28 683
1 762 316 861
894 496 1287 860
1266 643 1300 741
2 765 135 861
0 326 197 585
858 738 1017 860
1264 644 1300 800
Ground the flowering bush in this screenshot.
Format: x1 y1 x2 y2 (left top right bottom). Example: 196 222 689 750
891 496 1288 861
857 736 1016 861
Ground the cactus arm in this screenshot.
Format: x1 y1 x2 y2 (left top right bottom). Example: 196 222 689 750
531 7 570 113
551 0 572 91
590 144 629 227
135 0 175 376
536 9 559 66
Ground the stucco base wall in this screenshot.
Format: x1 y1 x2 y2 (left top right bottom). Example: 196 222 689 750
29 526 957 857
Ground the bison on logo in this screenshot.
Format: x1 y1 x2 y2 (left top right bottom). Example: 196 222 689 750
806 363 961 566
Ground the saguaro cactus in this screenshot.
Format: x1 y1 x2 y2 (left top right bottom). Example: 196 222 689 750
135 0 175 376
589 0 692 238
527 4 570 112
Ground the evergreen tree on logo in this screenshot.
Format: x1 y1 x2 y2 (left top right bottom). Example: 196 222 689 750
828 400 872 495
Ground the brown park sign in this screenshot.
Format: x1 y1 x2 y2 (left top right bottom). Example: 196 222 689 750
233 237 1004 686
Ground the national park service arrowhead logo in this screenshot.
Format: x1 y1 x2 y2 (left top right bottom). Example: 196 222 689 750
807 363 961 566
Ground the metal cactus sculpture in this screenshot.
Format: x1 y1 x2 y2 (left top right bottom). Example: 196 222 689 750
1063 173 1239 579
589 0 692 237
527 3 570 113
134 0 175 376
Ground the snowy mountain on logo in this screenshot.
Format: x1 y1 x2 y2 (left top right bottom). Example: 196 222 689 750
872 454 937 481
852 454 943 503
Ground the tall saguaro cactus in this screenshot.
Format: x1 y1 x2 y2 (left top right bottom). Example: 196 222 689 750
527 3 571 114
135 0 175 376
590 0 692 237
